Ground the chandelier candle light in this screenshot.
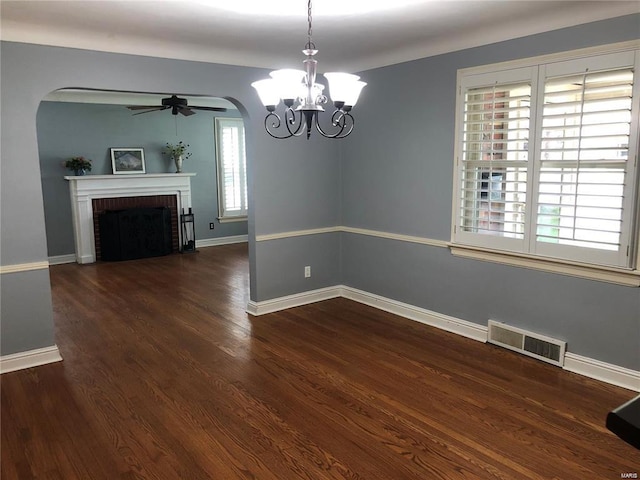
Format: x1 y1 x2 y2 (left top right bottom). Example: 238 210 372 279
251 0 366 139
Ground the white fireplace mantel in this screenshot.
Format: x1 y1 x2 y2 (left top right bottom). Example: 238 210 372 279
65 173 195 264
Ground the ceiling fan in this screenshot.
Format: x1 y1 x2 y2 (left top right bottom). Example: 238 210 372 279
127 95 227 116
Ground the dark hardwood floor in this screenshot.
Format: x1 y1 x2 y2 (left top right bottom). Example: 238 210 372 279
1 243 637 479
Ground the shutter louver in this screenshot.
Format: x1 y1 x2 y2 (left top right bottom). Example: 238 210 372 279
460 82 530 241
536 68 633 257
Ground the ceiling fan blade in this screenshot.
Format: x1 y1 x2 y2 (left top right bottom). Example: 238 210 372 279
178 106 196 117
127 105 163 110
131 106 170 115
189 106 228 112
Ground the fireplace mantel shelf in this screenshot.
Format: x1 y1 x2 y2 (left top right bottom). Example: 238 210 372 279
65 173 195 264
64 173 196 181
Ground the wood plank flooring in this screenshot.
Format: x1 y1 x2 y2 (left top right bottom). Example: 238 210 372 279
2 243 638 479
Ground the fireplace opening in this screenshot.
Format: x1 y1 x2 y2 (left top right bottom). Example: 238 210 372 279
99 207 172 261
92 195 179 261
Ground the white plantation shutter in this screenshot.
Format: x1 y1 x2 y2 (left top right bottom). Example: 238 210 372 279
456 68 533 252
454 48 640 269
534 59 637 267
215 118 247 219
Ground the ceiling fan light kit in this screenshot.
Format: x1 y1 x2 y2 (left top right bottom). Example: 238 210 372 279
251 0 366 139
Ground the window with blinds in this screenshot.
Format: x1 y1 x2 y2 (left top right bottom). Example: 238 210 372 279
214 117 248 221
535 68 633 264
460 82 530 244
453 48 639 269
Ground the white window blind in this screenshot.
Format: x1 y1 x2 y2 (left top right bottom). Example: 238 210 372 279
215 117 247 220
460 82 530 245
454 48 639 269
534 67 634 265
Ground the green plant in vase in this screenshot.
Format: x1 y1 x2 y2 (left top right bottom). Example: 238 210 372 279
163 141 192 173
65 156 92 176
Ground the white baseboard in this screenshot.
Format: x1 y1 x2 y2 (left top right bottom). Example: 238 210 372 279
0 345 63 374
48 254 77 265
197 235 248 248
341 286 488 343
247 284 487 341
564 352 640 392
247 286 342 316
49 238 248 265
247 285 640 391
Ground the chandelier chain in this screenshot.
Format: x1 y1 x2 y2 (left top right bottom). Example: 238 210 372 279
307 0 314 48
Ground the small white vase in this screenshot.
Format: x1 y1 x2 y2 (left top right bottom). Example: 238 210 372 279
174 155 183 173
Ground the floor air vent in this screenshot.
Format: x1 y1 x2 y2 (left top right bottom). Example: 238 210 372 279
488 320 566 367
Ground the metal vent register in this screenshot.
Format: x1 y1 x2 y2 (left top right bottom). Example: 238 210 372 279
488 320 566 366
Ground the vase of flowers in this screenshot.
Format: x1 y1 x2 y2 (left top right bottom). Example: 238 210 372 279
65 156 92 176
163 141 192 173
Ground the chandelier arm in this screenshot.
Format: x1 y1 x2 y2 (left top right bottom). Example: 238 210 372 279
336 111 355 137
264 112 291 139
315 109 355 139
284 108 306 137
332 109 348 128
263 109 306 139
263 111 295 139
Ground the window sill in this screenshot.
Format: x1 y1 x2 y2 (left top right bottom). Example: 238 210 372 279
449 244 640 287
218 216 248 224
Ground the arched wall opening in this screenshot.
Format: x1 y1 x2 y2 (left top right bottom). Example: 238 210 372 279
36 88 249 262
30 87 255 361
0 41 268 359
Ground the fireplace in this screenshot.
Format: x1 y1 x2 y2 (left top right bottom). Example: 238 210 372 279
65 173 195 264
99 207 173 261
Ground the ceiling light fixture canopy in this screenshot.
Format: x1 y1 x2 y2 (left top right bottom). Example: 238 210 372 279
251 0 366 139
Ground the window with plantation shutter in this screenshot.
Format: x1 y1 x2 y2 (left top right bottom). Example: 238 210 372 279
453 46 640 274
534 65 635 266
458 74 531 253
215 117 247 221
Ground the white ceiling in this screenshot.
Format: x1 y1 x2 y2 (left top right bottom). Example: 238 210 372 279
1 1 638 73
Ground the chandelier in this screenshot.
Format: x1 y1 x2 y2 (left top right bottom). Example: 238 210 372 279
251 0 366 139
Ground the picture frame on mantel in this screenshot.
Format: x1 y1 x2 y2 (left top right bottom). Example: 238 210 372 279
111 148 145 174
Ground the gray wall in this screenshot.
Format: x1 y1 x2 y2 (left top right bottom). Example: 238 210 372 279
256 233 342 301
341 14 640 370
1 15 638 371
0 269 56 355
0 42 341 355
37 101 246 257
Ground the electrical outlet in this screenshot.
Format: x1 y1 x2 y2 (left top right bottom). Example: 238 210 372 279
304 266 311 278
209 222 215 229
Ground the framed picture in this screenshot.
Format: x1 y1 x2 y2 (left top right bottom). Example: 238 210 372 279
110 148 145 174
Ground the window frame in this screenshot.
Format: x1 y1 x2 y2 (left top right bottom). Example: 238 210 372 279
451 40 640 286
214 117 248 223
